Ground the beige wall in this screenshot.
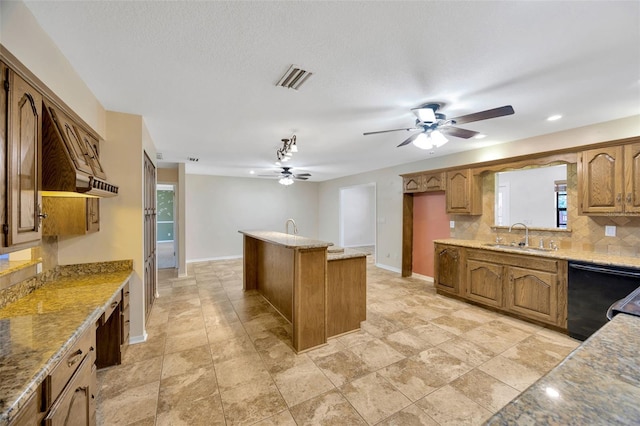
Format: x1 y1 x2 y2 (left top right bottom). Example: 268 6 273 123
158 168 178 183
185 174 320 261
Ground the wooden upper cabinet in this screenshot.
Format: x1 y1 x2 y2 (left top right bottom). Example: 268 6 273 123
403 175 423 193
44 102 94 176
2 64 43 248
75 125 107 180
403 172 445 193
578 144 639 215
446 168 482 215
624 143 640 214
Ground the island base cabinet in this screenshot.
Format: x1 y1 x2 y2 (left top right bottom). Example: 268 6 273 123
327 256 366 337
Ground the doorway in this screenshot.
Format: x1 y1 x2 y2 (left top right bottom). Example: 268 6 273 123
157 184 176 269
339 183 376 255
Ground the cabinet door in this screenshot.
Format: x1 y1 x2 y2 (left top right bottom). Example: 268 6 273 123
624 143 640 214
506 266 558 325
579 146 624 214
5 69 43 246
446 169 481 214
434 245 460 294
86 198 99 233
424 172 445 191
466 260 503 307
403 176 423 193
45 103 94 176
74 126 107 180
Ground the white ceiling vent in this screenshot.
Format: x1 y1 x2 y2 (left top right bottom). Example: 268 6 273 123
276 65 313 90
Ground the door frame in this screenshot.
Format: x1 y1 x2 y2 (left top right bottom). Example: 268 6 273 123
338 182 377 251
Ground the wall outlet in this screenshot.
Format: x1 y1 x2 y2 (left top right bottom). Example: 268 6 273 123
37 262 43 274
605 225 616 237
450 221 455 229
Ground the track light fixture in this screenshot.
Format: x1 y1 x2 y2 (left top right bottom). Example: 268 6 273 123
276 135 298 163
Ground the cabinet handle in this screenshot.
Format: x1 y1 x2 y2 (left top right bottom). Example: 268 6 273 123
125 291 130 296
617 193 622 203
627 193 632 204
66 349 83 367
111 301 118 309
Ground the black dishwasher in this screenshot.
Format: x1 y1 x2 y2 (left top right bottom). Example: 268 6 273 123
568 261 640 341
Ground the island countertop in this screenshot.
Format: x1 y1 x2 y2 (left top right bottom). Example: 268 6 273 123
0 261 132 425
239 230 332 249
485 312 640 424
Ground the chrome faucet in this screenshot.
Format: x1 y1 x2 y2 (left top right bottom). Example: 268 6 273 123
509 222 529 247
285 218 298 235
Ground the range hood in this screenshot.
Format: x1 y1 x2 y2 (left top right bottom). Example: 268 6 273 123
42 101 118 197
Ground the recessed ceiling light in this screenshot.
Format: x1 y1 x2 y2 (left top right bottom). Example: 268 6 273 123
474 134 486 139
249 170 255 175
547 115 562 121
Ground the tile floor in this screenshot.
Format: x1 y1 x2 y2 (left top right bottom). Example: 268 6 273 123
96 256 580 425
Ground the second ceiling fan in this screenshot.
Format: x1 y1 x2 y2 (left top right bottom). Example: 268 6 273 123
364 103 514 149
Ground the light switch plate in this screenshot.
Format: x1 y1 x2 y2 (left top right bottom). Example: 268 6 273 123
37 262 42 274
450 221 455 229
605 225 616 237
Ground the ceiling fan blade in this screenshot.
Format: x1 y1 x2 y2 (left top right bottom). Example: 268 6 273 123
363 127 418 136
451 105 514 125
294 176 309 180
397 132 422 147
441 127 479 139
294 173 312 177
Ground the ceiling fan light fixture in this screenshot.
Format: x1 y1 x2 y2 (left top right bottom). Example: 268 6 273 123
411 107 436 123
412 133 433 150
430 130 448 147
279 176 294 186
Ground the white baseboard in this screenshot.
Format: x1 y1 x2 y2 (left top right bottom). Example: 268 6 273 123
129 331 148 345
186 254 243 263
374 263 402 274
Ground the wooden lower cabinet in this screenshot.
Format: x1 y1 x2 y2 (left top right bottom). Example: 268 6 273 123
326 256 367 337
43 355 93 426
434 244 463 295
466 259 503 307
435 246 567 328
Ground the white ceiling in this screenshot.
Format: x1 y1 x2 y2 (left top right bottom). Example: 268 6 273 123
23 1 640 181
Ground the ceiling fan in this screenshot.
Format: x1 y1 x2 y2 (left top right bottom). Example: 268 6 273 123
364 103 514 150
259 167 311 185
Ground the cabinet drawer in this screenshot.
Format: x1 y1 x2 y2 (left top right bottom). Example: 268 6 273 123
101 291 122 326
44 326 95 410
44 355 92 426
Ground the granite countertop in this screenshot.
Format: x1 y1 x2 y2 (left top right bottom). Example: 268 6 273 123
327 247 368 261
0 263 132 425
486 313 640 424
239 230 332 249
434 238 640 269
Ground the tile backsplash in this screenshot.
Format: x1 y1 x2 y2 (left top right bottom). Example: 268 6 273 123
450 163 640 257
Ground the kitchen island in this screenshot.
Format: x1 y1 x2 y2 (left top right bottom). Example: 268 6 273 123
239 231 366 352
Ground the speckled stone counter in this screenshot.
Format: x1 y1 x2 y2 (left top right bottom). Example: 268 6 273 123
435 238 640 268
485 313 640 425
239 230 332 249
0 261 133 425
327 247 368 261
